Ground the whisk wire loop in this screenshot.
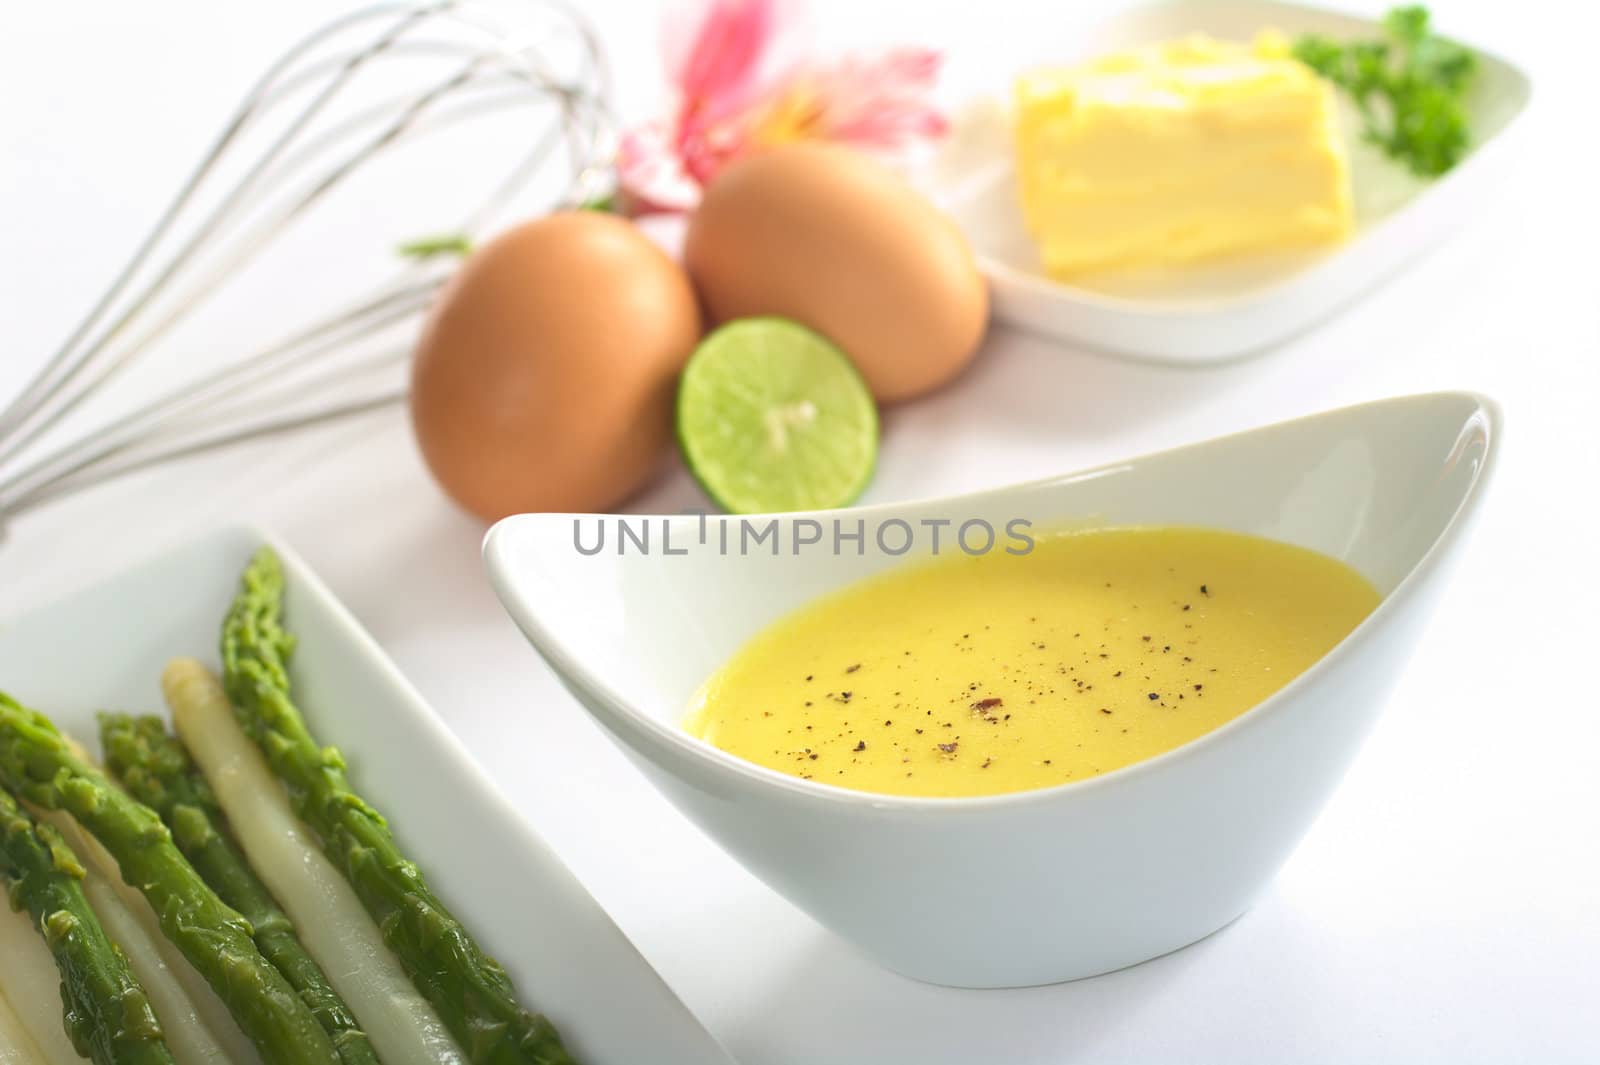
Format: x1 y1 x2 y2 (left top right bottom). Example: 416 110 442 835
0 0 615 534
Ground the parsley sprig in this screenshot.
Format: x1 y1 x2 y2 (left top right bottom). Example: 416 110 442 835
1294 6 1477 178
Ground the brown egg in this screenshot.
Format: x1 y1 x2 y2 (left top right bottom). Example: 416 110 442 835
410 211 701 520
684 142 989 403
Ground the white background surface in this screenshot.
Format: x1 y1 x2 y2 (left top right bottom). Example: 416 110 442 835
2 2 1597 1063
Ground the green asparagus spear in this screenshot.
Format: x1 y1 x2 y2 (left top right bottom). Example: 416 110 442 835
99 712 380 1065
0 784 176 1065
0 693 341 1065
222 548 575 1065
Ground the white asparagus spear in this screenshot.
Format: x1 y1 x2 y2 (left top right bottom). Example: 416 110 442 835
37 810 256 1065
164 658 463 1065
80 875 227 1065
0 902 87 1064
34 767 262 1065
40 741 255 1062
0 987 45 1065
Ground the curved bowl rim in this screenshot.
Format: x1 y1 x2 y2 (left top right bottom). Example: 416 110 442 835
485 389 1501 817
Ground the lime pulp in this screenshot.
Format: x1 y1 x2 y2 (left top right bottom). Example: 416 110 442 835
676 317 879 514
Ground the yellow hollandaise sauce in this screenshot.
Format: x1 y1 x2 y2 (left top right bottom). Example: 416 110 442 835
685 527 1379 798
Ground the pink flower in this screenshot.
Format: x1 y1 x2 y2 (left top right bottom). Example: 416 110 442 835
617 0 946 214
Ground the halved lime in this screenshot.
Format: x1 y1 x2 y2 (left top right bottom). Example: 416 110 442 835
677 317 878 514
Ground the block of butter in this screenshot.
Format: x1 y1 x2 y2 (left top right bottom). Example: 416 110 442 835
1014 34 1353 278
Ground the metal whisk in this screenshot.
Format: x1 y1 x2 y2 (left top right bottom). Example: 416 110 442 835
0 0 614 537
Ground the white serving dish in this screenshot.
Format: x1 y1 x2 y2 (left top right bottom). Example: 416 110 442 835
923 0 1533 361
0 527 733 1065
486 391 1499 988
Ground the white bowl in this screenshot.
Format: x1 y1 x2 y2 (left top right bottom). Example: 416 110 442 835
485 392 1499 987
922 0 1533 362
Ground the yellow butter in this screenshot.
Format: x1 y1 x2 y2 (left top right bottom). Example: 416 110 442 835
1014 34 1353 277
685 527 1378 798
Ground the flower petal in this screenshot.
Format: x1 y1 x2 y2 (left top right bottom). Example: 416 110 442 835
751 48 948 152
663 0 807 127
616 121 706 214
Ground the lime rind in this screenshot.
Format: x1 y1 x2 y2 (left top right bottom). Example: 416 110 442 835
676 317 879 514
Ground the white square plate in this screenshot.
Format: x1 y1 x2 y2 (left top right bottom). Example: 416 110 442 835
923 0 1533 362
0 525 734 1065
